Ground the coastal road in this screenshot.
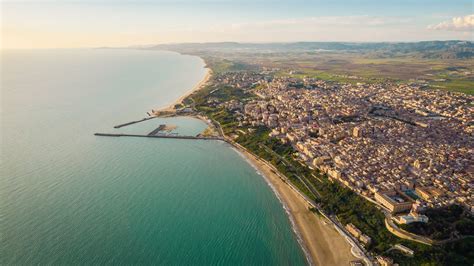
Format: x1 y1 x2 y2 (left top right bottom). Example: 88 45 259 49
208 118 374 266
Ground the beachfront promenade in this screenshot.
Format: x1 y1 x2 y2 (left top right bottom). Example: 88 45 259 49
205 116 373 265
230 138 373 266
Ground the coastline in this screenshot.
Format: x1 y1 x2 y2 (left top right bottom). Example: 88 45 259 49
157 58 356 265
228 141 357 266
155 67 211 113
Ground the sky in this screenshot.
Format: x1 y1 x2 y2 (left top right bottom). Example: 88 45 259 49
1 0 473 49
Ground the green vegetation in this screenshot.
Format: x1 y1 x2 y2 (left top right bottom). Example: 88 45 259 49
401 205 474 240
232 126 472 265
275 68 386 84
156 41 474 94
210 85 252 102
430 77 474 95
203 57 260 74
273 56 474 94
191 83 253 108
307 175 474 265
186 60 474 265
232 121 473 265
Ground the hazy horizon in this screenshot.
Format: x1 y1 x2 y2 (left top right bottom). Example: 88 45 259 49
1 0 473 49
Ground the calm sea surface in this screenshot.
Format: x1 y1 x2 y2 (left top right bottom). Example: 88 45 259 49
0 49 307 265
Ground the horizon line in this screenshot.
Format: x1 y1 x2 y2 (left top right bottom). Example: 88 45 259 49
2 39 473 50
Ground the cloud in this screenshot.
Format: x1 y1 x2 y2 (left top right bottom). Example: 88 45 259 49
428 14 474 31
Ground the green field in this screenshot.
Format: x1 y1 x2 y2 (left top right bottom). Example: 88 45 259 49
196 51 474 94
268 54 474 94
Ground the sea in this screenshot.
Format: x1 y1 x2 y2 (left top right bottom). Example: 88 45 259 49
0 49 307 265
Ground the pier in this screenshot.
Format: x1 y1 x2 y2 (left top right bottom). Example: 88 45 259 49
148 124 166 136
113 117 156 128
94 133 225 141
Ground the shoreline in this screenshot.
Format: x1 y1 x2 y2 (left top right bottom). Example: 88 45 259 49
154 67 211 113
154 58 357 265
226 140 357 266
229 145 314 265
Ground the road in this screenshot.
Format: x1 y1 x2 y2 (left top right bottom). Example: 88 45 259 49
207 115 374 265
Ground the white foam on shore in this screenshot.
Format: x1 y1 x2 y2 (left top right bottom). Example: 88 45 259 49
229 145 314 266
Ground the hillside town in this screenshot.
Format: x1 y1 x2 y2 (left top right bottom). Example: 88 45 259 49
213 71 474 217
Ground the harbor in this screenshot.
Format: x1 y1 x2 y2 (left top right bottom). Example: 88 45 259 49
99 115 223 141
94 132 224 141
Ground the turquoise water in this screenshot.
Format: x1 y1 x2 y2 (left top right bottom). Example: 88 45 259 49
1 49 307 265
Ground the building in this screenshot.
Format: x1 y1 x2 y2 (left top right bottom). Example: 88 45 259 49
376 256 394 266
416 186 444 202
375 190 414 213
393 212 429 224
346 223 371 246
346 223 362 238
353 127 362 137
393 200 429 224
359 234 372 246
312 155 330 166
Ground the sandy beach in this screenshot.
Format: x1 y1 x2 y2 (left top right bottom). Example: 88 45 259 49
229 142 357 265
159 63 357 265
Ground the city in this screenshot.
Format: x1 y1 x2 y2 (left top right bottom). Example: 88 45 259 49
220 73 473 212
3 0 473 265
183 66 473 265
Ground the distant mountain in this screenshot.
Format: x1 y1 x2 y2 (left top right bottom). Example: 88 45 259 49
149 41 474 59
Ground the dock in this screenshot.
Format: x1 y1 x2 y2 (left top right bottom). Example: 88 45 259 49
113 117 156 129
94 133 225 141
148 124 166 136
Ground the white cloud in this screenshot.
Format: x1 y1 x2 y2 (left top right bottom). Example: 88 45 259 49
428 14 474 31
